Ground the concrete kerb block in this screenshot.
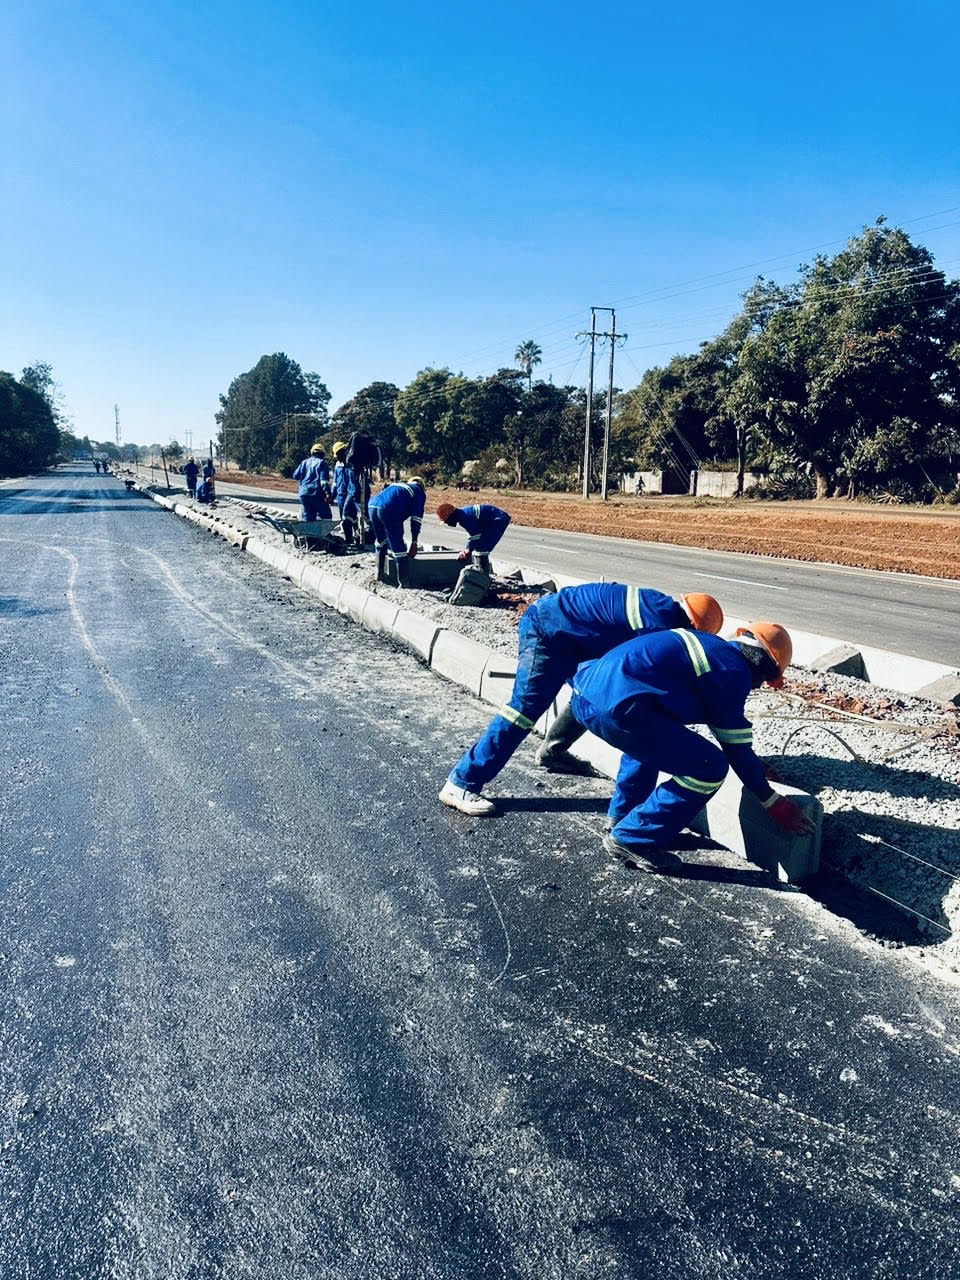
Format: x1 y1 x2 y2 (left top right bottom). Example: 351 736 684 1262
392 609 441 663
916 674 960 707
479 654 517 708
337 581 373 624
809 644 868 680
363 594 401 637
431 631 495 698
691 777 822 884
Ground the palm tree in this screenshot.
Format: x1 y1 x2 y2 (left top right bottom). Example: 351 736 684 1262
514 340 542 391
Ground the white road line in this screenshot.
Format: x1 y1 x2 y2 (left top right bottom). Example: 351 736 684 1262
692 571 787 590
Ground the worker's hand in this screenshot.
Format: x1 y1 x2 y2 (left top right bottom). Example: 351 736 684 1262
457 550 471 562
765 795 815 836
765 761 783 783
408 542 418 559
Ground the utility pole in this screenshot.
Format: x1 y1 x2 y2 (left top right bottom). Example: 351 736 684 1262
185 429 193 455
114 404 121 451
600 309 627 501
577 309 598 499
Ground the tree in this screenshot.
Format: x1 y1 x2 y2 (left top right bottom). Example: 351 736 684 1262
216 354 329 470
740 221 960 497
0 372 60 476
514 340 542 392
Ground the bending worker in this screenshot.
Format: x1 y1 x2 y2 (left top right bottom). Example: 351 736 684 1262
368 477 426 586
292 443 332 522
436 502 511 568
439 585 723 815
570 621 813 870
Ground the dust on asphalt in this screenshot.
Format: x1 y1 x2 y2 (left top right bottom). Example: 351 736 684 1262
1 466 959 1280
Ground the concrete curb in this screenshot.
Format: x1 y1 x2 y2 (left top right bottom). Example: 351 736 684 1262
431 631 494 698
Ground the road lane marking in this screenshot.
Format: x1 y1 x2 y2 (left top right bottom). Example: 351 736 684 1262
692 572 787 590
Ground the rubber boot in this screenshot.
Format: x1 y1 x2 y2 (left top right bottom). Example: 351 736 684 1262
395 556 411 589
535 704 595 774
376 544 388 579
341 518 355 548
473 552 492 576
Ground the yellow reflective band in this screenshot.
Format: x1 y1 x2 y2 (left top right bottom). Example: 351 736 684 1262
500 706 535 732
711 726 753 745
672 774 723 796
674 627 710 676
625 586 643 631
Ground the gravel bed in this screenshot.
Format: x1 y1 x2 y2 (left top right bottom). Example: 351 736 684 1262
193 491 960 976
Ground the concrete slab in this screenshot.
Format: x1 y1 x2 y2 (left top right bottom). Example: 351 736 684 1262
338 582 373 624
300 565 339 607
915 674 960 706
431 631 494 697
393 610 441 662
809 644 868 679
363 594 401 637
380 552 462 590
479 654 517 708
692 778 822 884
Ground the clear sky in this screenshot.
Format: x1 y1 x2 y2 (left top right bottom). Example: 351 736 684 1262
3 0 959 448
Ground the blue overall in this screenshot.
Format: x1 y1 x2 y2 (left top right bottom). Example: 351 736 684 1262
448 585 688 792
569 629 766 849
368 483 425 559
334 462 362 522
182 461 199 496
292 456 332 521
455 504 511 554
201 460 215 480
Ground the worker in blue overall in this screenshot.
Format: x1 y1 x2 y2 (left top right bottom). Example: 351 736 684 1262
570 621 813 870
201 458 215 482
292 444 332 521
332 441 361 546
436 502 510 570
368 477 426 586
182 457 199 498
439 585 723 815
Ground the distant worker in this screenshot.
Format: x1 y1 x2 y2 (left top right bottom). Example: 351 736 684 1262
635 475 645 496
368 477 426 587
183 456 199 498
201 458 215 481
195 474 214 504
567 621 812 869
436 502 511 570
94 459 101 474
292 443 332 521
439 585 723 815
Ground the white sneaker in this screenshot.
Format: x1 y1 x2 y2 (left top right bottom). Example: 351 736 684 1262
438 780 496 816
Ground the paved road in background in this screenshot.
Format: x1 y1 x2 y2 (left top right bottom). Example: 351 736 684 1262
149 470 959 667
8 466 957 1278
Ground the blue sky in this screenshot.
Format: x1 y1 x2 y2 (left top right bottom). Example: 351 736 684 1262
3 0 958 447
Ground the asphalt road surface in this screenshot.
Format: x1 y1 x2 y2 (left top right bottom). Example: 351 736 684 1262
157 469 959 667
2 465 959 1279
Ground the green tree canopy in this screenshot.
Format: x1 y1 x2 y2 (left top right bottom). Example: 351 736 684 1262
0 372 60 476
216 353 330 470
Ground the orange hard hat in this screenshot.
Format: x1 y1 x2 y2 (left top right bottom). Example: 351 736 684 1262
436 502 457 523
736 620 793 686
680 592 723 634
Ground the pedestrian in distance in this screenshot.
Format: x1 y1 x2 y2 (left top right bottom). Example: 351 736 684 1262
368 477 426 587
94 459 101 473
570 621 813 871
182 456 199 498
436 502 511 569
292 443 332 522
439 585 724 815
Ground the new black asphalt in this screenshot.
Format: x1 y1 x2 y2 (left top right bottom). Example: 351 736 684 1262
1 466 958 1279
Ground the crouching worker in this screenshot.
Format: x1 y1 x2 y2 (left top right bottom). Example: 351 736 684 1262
570 621 813 871
293 443 332 521
438 584 723 815
436 502 510 569
195 474 215 504
368 477 426 587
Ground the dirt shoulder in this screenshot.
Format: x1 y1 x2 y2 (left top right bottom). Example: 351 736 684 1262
216 471 960 579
